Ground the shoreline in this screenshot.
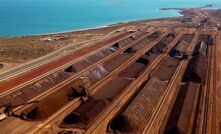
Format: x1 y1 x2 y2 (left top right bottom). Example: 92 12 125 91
0 3 217 38
0 5 218 65
0 4 214 38
160 4 215 10
0 9 183 38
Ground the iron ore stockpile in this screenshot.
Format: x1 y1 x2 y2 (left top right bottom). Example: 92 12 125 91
0 8 220 134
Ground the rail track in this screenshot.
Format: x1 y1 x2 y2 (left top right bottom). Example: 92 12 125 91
0 31 134 94
22 30 172 134
0 29 171 133
0 31 141 101
83 33 187 134
141 31 199 134
2 31 156 107
192 9 220 26
0 29 170 133
192 10 220 133
33 31 190 133
0 27 218 134
198 33 218 134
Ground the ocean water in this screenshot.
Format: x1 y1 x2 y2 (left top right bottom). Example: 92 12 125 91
0 0 220 37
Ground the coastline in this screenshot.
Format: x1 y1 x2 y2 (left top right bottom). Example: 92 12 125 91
0 9 182 38
1 3 215 38
17 16 181 38
0 5 218 68
160 4 215 10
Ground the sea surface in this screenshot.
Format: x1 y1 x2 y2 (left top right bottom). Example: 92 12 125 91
0 0 220 37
